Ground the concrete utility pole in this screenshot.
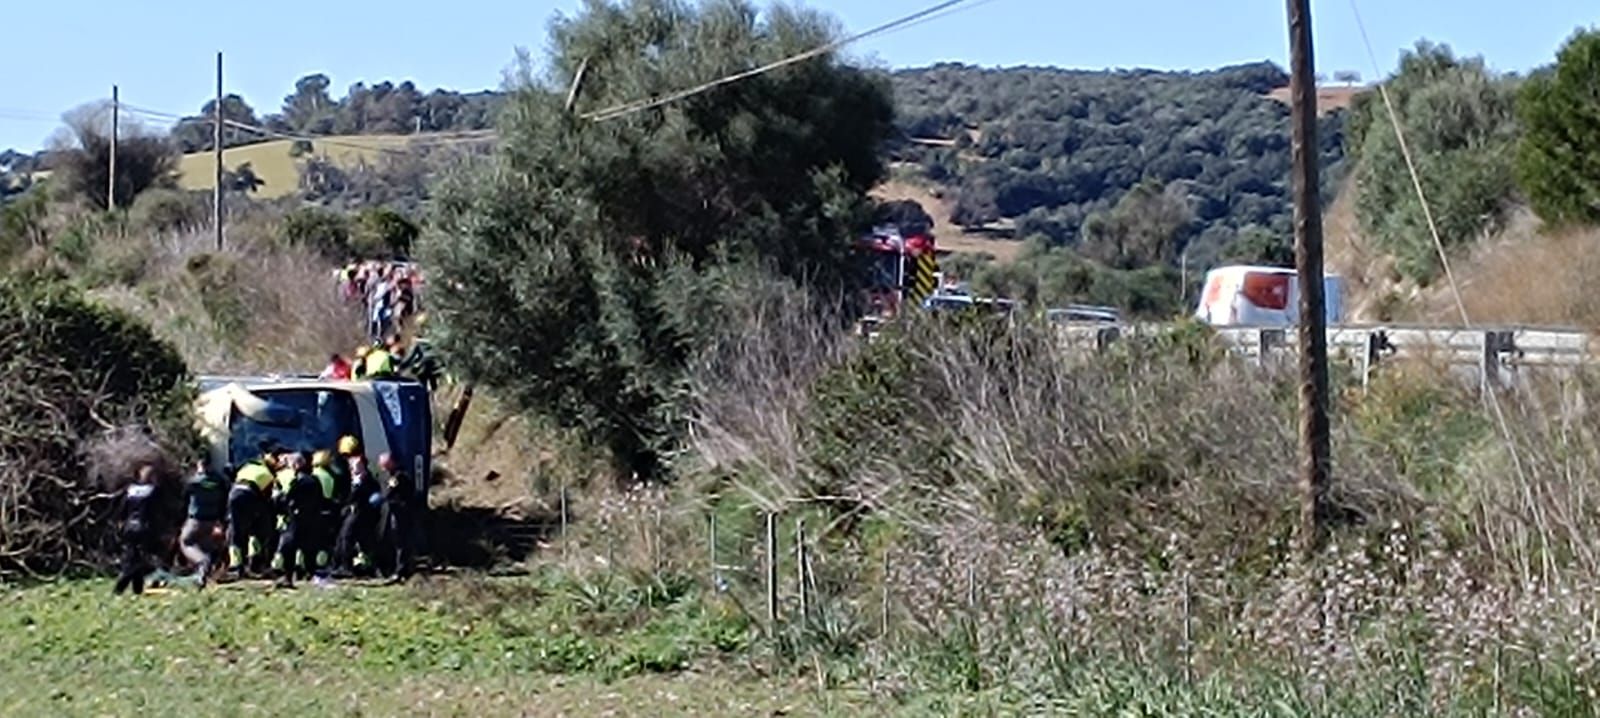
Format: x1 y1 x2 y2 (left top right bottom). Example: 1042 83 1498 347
213 52 224 251
108 85 118 210
1286 0 1332 556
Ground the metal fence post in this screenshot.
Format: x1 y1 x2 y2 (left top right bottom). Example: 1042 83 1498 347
765 512 779 627
796 518 809 622
1361 329 1388 394
1482 330 1514 396
708 511 719 590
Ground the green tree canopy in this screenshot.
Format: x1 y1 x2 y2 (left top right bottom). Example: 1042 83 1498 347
420 0 893 478
1349 41 1520 283
1516 29 1600 227
170 94 261 153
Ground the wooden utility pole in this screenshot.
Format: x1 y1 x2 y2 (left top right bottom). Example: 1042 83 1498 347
1286 0 1332 556
108 85 118 211
213 52 224 251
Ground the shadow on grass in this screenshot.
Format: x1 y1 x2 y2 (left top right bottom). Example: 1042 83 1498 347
423 503 559 570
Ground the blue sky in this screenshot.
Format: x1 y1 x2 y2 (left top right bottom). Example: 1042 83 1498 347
0 0 1593 151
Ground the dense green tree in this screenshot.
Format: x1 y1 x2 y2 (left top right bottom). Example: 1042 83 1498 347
891 62 1347 264
1349 41 1520 283
0 275 196 573
170 94 262 152
1220 225 1294 267
420 0 893 479
50 103 179 210
1079 180 1194 270
970 236 1181 317
352 207 419 258
280 73 337 135
1516 29 1600 226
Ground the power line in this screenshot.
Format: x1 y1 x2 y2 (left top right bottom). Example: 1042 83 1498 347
582 0 986 122
116 102 494 157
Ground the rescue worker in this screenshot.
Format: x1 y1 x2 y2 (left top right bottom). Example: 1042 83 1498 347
335 441 382 577
310 451 340 576
227 448 279 579
273 453 323 589
364 341 396 379
398 331 442 390
179 460 227 587
351 346 372 380
379 453 417 583
114 464 164 595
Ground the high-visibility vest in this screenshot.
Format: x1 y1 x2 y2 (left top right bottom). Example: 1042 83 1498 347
275 468 297 495
236 461 274 491
312 467 337 501
365 349 394 378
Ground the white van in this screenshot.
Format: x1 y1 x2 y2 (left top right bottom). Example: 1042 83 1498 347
1195 265 1344 327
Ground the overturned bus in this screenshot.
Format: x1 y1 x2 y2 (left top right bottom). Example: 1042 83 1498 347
194 376 433 501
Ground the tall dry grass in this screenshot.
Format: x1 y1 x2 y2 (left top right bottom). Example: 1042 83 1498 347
679 299 1600 711
88 225 364 373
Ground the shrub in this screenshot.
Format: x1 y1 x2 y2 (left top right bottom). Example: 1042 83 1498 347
351 207 419 259
1350 42 1520 283
129 188 205 233
281 206 351 258
0 275 197 575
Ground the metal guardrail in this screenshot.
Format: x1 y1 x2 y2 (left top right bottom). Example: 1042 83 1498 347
1056 323 1595 391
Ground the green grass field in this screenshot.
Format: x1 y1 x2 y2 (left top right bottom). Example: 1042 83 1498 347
0 572 891 716
175 135 419 200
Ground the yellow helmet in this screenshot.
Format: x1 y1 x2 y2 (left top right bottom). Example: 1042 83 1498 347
337 435 360 455
312 450 333 468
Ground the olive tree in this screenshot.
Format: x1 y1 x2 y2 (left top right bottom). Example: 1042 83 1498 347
420 0 893 479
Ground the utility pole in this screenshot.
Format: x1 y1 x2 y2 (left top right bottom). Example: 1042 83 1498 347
108 85 118 211
213 52 224 251
1286 0 1331 556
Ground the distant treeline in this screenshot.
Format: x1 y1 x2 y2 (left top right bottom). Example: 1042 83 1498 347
888 61 1348 267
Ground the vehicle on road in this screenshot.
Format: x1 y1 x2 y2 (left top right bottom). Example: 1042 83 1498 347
1194 265 1344 327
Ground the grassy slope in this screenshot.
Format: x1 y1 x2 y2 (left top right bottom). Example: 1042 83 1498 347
175 135 417 199
0 577 875 716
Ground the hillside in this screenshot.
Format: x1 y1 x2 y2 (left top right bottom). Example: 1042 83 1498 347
1265 85 1365 114
176 134 425 199
888 61 1349 268
156 62 1352 273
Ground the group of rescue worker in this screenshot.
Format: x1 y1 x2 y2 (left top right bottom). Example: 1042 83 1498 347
320 329 442 390
113 435 420 594
226 435 419 588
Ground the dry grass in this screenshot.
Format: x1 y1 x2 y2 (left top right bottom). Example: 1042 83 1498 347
674 299 1600 710
1325 166 1600 330
872 178 1024 263
1412 215 1600 330
1265 85 1366 114
1324 170 1407 321
87 227 364 374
